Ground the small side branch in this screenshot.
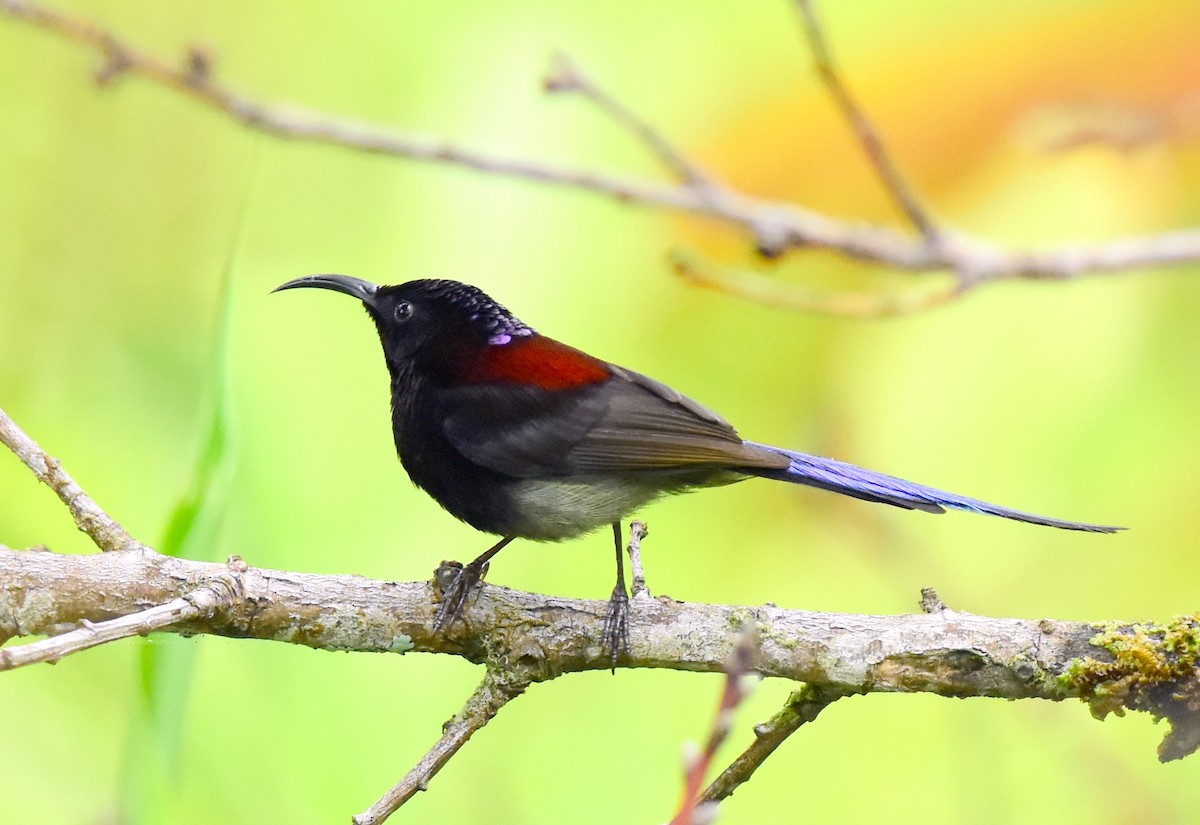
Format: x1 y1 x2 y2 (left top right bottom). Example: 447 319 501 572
793 0 939 242
0 566 242 670
671 249 960 318
352 668 531 825
545 53 717 190
699 684 849 804
0 406 143 552
627 520 650 598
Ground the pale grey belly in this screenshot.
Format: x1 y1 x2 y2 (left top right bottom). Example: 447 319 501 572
503 471 746 541
504 477 668 541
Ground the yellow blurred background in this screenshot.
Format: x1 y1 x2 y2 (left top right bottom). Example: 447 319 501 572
3 1 1199 823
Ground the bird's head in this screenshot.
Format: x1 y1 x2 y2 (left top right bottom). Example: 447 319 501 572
273 275 534 367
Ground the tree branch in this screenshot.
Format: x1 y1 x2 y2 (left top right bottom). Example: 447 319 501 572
544 52 717 191
352 668 531 825
3 385 1200 821
3 2 1199 815
0 408 145 553
626 520 650 598
3 543 1199 757
700 683 848 804
671 249 960 318
793 0 939 242
0 562 243 670
4 0 1200 316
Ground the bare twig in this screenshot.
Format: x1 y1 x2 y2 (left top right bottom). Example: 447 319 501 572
353 668 531 825
699 684 849 804
671 249 960 318
545 52 717 190
793 0 939 242
0 0 793 247
4 0 1200 312
0 566 241 670
671 628 757 825
1022 94 1200 154
0 406 144 552
627 520 650 598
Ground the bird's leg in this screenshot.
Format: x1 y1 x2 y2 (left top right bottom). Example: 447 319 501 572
433 535 515 632
602 521 630 671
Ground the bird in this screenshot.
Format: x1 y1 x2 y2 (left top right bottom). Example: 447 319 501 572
273 275 1121 662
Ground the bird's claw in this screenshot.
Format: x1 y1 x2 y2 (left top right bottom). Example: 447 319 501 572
602 583 630 671
432 561 486 632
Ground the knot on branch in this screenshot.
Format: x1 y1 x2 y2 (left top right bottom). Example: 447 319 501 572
183 562 245 619
542 52 582 94
183 45 213 88
94 37 131 85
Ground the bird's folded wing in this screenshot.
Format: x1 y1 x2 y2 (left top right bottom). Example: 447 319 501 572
562 366 788 473
440 361 789 478
438 380 607 477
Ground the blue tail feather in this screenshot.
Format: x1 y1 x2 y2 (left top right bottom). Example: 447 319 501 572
744 442 1122 534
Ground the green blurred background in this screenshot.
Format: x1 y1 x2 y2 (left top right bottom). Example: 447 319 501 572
3 1 1200 822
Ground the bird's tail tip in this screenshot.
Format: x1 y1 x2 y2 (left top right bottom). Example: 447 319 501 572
745 442 1124 534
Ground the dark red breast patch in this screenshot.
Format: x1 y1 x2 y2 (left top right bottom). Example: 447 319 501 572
459 335 610 390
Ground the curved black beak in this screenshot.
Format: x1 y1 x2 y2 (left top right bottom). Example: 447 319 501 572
273 274 380 305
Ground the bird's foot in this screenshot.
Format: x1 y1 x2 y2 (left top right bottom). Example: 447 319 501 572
431 536 513 634
602 582 630 672
432 559 488 632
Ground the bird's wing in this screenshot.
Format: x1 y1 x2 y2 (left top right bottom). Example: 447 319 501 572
439 339 788 478
438 379 610 477
562 366 789 473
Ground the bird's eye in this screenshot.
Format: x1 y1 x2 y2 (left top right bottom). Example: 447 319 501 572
393 301 414 322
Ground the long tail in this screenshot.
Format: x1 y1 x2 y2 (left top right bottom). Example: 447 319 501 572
744 442 1122 533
